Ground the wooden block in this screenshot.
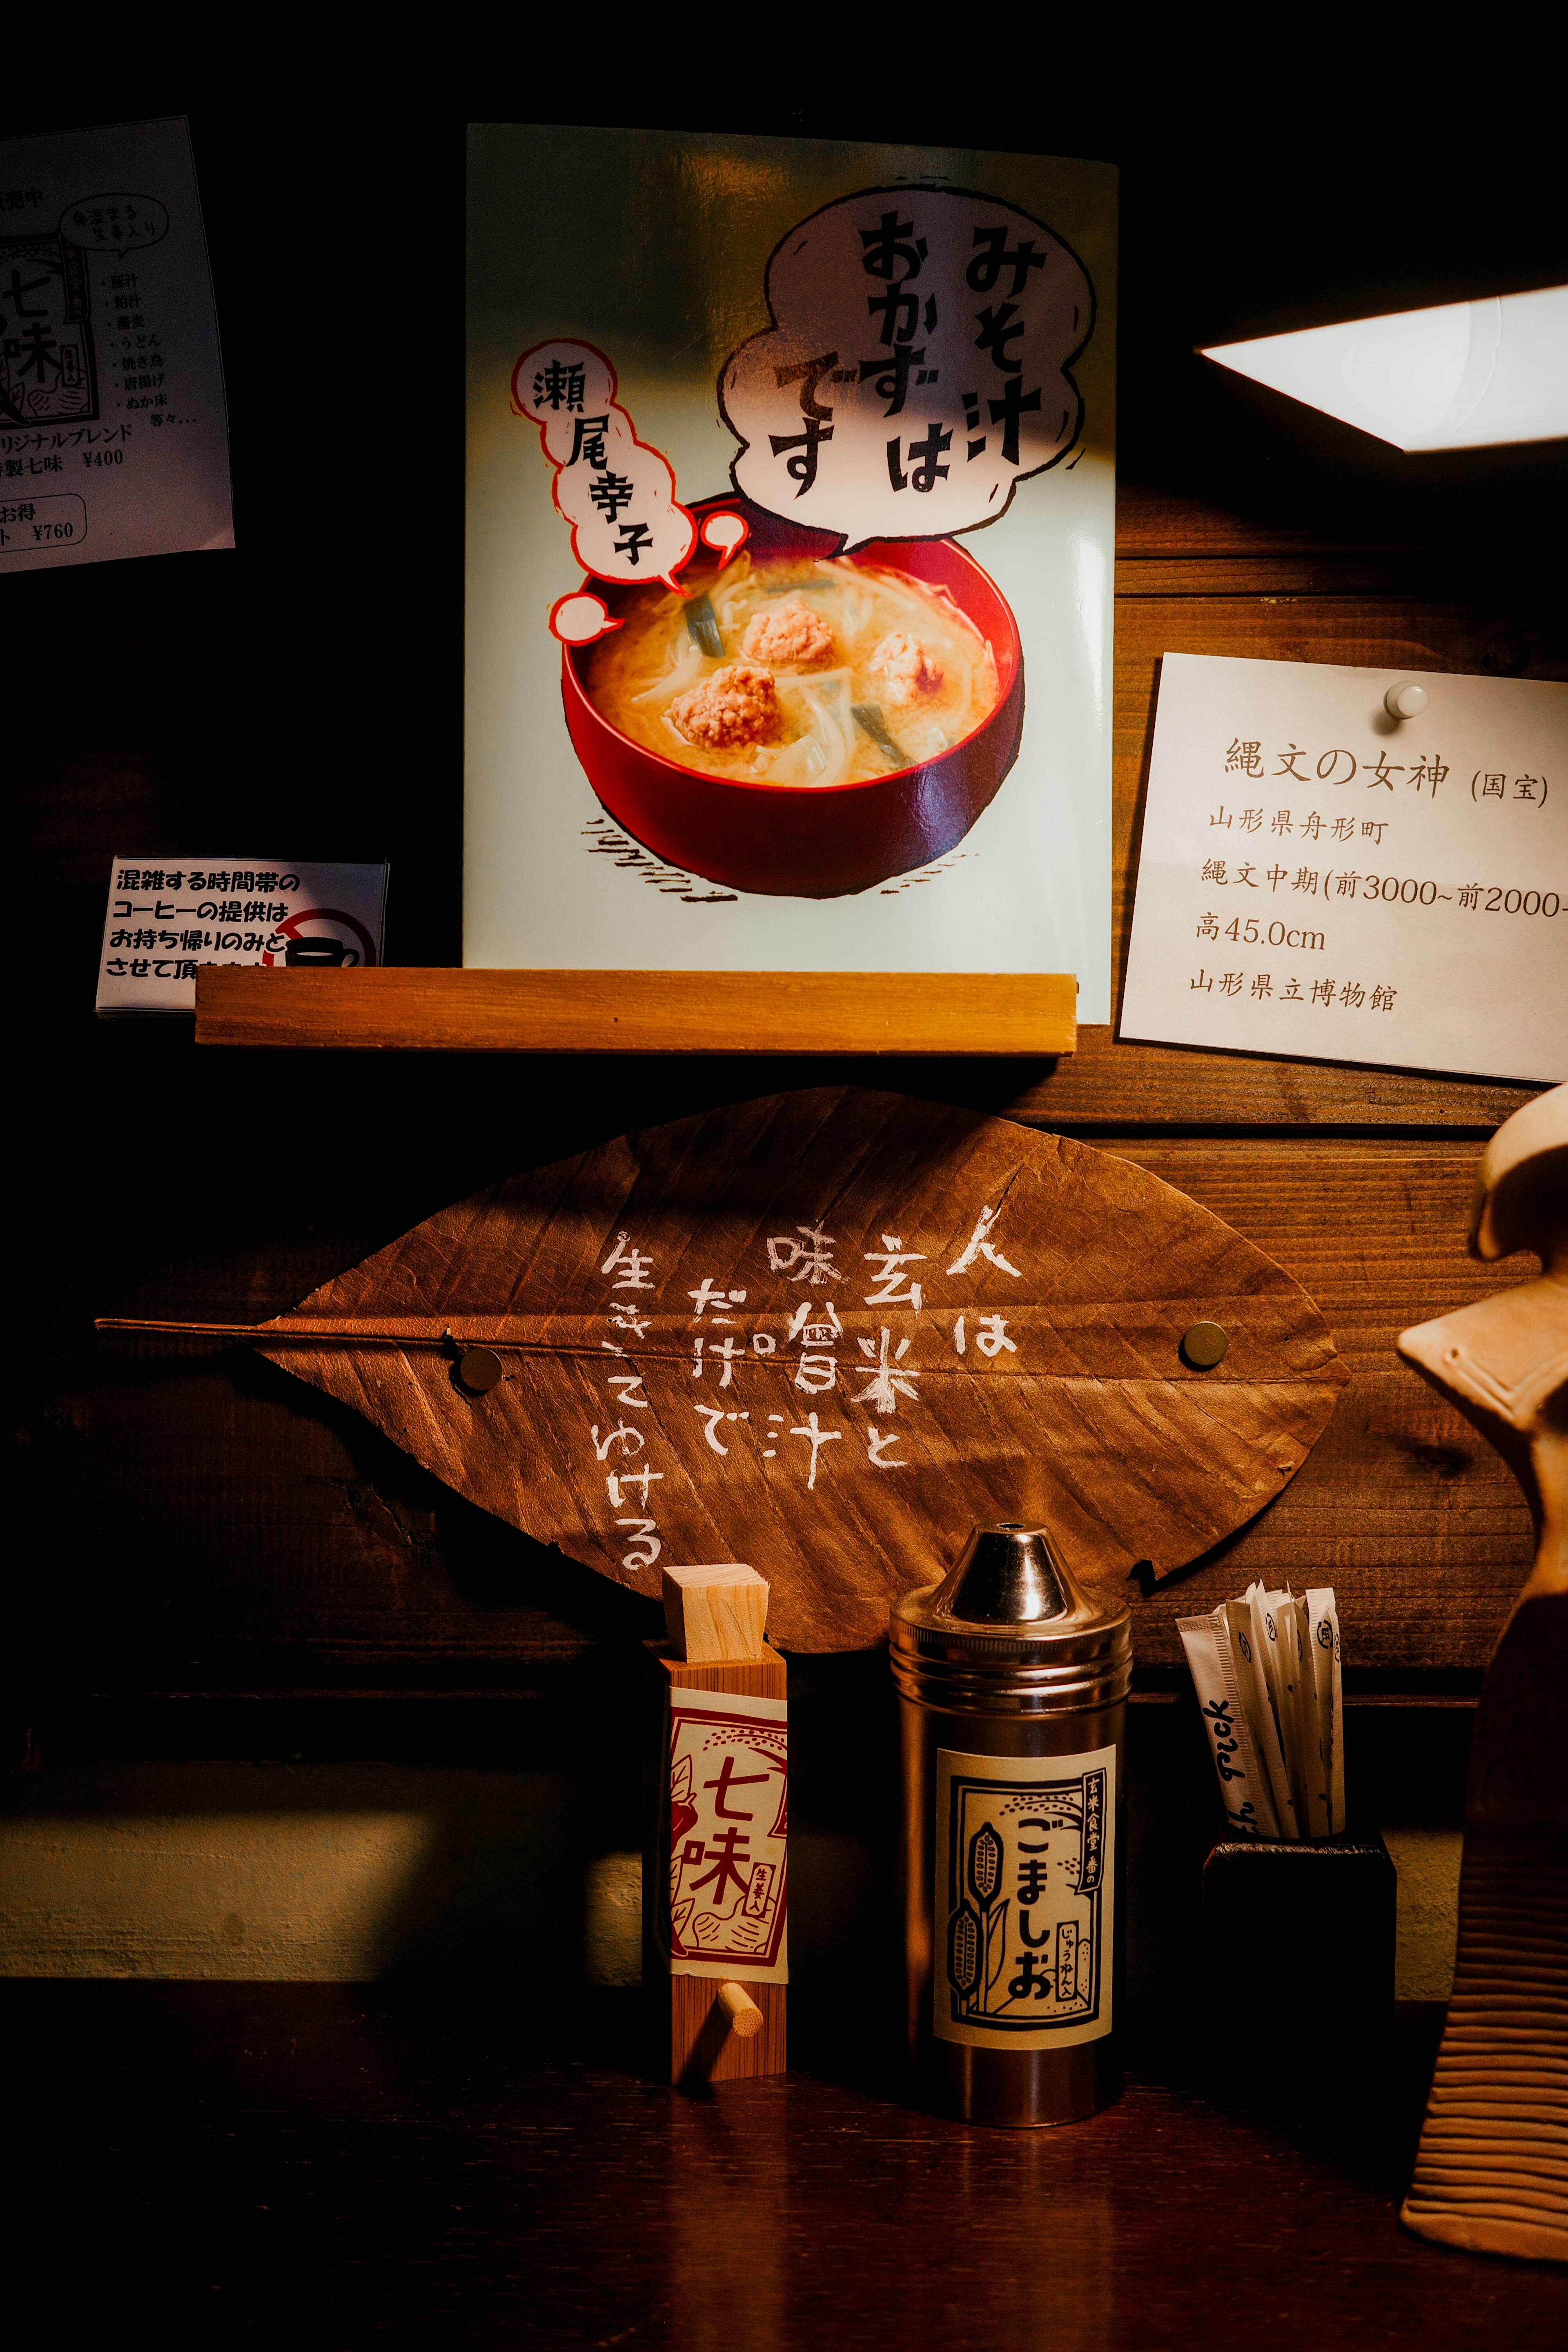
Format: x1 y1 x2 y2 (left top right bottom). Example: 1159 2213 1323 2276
662 1564 769 1663
193 967 1077 1057
644 1643 788 2086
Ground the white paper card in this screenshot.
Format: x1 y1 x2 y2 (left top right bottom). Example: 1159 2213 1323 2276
96 860 389 1013
0 116 232 572
1122 653 1568 1083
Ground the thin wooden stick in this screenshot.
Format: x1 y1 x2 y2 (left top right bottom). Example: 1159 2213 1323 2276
91 1315 1112 1379
95 1317 460 1344
717 1982 765 2038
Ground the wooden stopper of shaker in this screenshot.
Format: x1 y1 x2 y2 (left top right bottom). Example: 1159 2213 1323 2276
662 1564 770 1663
717 1981 764 2038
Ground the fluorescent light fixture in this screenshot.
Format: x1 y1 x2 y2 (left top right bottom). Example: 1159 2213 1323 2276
1203 286 1568 451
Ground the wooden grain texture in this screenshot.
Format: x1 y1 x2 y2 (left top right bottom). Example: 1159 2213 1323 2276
654 1648 790 1704
666 1971 786 2082
1107 1140 1537 1668
17 507 1560 1717
194 967 1078 1057
1116 556 1560 600
206 1090 1347 1648
1003 1027 1540 1131
1381 1109 1568 2258
11 1985 1568 2349
661 1564 771 1663
1402 1826 1568 2262
1113 486 1568 572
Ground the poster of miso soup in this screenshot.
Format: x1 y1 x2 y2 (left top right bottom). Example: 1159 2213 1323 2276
466 126 1115 1009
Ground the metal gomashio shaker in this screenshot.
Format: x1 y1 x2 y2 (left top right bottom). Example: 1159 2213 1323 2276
891 1521 1131 2127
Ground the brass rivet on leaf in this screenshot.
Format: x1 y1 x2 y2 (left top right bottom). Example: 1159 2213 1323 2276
1181 1321 1229 1369
457 1346 505 1394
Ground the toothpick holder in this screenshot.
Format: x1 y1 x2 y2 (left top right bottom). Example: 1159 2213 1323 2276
1201 1829 1397 2099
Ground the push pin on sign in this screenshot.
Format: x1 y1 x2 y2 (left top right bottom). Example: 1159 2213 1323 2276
1384 681 1429 721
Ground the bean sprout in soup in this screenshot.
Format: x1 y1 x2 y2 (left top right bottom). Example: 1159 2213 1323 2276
582 555 1000 787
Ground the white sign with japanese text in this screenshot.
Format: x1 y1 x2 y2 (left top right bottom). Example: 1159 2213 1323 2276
1122 653 1568 1082
96 859 389 1013
936 1742 1114 2051
0 116 231 572
665 1685 787 1985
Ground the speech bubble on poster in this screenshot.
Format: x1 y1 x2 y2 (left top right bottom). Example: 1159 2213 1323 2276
512 338 696 593
720 187 1094 549
699 509 749 566
59 193 170 254
548 590 620 646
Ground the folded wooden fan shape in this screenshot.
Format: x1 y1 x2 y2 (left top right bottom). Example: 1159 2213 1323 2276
102 1088 1348 1650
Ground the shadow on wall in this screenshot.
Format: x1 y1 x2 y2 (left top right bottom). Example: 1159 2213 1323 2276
0 1653 904 1989
0 1662 1472 2001
0 1760 589 1981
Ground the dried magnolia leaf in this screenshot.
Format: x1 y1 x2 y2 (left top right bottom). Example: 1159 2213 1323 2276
237 1088 1344 1650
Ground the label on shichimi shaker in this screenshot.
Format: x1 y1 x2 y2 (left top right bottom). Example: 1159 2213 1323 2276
934 1744 1114 2051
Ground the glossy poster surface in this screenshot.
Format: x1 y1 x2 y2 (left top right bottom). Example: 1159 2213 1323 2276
466 126 1115 1004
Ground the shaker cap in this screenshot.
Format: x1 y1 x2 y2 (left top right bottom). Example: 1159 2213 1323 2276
933 1521 1074 1625
889 1519 1131 1710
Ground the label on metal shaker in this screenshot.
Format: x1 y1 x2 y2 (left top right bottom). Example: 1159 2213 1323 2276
934 1744 1115 2051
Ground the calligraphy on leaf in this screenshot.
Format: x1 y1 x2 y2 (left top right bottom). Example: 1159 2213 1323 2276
249 1089 1346 1652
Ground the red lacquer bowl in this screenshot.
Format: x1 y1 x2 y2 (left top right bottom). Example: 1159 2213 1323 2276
561 493 1024 900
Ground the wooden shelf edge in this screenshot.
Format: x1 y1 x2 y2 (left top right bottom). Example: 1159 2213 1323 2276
194 967 1078 1057
188 969 1541 1128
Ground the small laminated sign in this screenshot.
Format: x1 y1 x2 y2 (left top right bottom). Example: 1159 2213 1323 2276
96 858 389 1013
935 1743 1114 2051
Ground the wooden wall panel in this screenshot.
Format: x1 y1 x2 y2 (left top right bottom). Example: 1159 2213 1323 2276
1109 1141 1532 1670
12 219 1564 1736
1003 1031 1535 1131
19 572 1554 1715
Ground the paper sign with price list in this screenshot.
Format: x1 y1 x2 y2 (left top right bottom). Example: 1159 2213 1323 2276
1121 653 1568 1085
0 116 230 572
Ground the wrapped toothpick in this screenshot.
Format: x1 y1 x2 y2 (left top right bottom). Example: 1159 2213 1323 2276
1178 1584 1344 1840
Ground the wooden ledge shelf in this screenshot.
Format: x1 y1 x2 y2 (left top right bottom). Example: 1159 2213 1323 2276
194 967 1078 1056
188 968 1545 1135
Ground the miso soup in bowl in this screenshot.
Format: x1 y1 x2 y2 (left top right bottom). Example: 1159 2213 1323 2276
560 495 1024 900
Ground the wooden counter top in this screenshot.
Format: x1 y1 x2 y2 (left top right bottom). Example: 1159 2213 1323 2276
12 1986 1565 2346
